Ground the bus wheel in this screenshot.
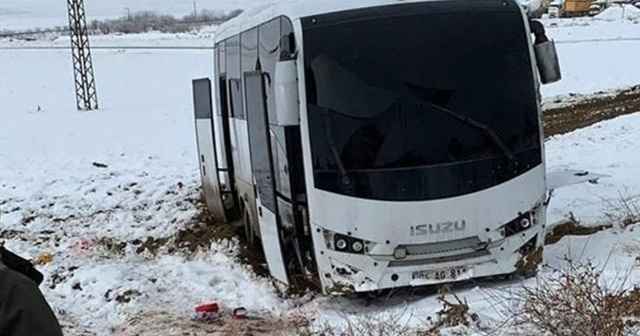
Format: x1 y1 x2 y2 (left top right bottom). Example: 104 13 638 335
242 209 255 246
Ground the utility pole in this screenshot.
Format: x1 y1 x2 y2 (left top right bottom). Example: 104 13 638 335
67 0 98 111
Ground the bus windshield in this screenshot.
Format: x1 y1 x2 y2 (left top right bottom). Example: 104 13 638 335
302 1 542 201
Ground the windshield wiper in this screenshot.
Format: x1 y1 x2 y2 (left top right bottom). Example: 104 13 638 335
404 82 515 161
426 101 516 161
322 107 355 195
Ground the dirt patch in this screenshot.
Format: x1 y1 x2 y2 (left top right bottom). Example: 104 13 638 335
116 290 142 304
0 229 23 240
174 209 236 253
106 202 272 281
515 246 543 275
173 203 276 280
543 85 640 137
169 204 270 278
237 240 270 279
48 266 78 290
114 310 314 336
98 237 128 255
134 236 170 255
20 214 37 225
544 215 612 245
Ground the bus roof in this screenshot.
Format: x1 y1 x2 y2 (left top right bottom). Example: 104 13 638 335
214 0 445 42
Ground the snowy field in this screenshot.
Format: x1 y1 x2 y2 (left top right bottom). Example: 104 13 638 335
1 4 640 335
540 6 640 100
0 0 277 31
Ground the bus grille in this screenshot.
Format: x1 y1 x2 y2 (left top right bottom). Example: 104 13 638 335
387 236 490 267
388 250 490 267
403 236 484 255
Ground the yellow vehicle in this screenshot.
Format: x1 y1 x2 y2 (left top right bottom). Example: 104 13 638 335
563 0 591 17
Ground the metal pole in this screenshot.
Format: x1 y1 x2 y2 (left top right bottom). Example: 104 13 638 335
67 0 99 111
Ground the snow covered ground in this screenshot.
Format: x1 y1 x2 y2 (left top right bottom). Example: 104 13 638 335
0 0 278 31
0 7 639 335
540 10 640 101
596 4 640 22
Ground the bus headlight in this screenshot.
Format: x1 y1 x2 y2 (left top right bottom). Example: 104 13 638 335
502 204 541 237
324 230 367 255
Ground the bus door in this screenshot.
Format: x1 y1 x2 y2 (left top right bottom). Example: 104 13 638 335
193 78 240 223
215 74 240 222
244 71 289 284
192 78 228 220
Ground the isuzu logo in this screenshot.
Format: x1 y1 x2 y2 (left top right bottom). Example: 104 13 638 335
410 221 466 236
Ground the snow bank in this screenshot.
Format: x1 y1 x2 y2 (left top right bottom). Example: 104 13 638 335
546 112 640 225
596 4 640 21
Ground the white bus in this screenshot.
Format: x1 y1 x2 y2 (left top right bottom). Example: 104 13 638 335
193 0 564 294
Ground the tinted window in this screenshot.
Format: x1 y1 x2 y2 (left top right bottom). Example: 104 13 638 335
226 35 243 119
193 78 212 119
241 28 258 120
259 18 280 122
302 1 541 201
214 43 224 116
241 28 259 73
245 71 277 211
217 40 226 75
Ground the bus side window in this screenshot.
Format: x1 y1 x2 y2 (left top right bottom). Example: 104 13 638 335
216 41 226 117
260 18 280 123
241 28 258 122
226 35 243 119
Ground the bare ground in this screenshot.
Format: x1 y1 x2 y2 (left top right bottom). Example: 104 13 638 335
543 85 640 137
111 312 300 336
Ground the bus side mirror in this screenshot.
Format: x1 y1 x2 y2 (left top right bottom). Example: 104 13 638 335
274 60 300 126
530 20 561 84
535 40 561 84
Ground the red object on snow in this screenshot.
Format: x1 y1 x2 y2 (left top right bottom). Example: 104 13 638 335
195 302 219 313
233 307 247 319
74 238 95 251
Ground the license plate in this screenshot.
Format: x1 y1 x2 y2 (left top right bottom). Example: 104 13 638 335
412 267 467 281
